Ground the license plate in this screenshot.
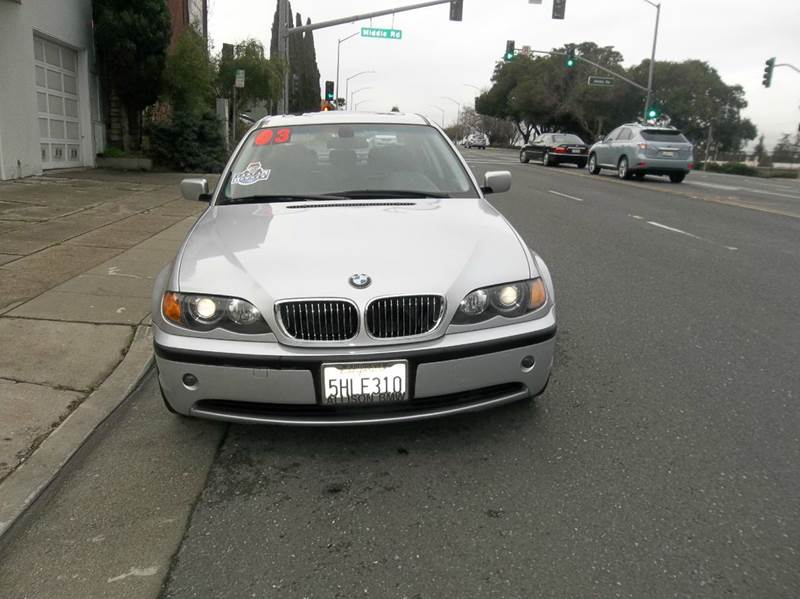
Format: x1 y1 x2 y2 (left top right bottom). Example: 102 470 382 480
322 361 408 405
571 148 581 153
661 151 675 157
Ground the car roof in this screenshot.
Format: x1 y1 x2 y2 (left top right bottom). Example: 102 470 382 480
256 111 432 128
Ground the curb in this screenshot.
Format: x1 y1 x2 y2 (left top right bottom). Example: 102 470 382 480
0 323 154 541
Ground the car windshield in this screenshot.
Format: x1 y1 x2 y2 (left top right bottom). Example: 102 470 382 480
551 134 584 144
640 129 689 142
219 123 477 203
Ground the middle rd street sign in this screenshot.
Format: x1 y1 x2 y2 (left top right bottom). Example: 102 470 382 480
361 27 403 40
588 75 615 87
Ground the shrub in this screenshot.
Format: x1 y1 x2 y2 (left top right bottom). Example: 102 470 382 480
697 162 758 176
149 110 227 173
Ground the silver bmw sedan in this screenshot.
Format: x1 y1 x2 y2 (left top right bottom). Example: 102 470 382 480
152 111 556 425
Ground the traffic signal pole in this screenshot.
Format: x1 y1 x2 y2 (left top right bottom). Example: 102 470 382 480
523 48 649 92
277 0 459 112
642 1 661 120
287 0 454 36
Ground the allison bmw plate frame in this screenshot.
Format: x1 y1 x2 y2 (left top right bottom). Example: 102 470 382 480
322 360 409 405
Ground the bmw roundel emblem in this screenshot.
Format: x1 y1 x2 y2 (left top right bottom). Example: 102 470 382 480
349 273 371 289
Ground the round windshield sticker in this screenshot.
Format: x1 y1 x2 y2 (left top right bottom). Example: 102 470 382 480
231 162 271 186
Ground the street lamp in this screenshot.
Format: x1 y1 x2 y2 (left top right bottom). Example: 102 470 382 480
427 104 445 128
350 86 373 109
440 96 461 127
335 32 359 104
345 71 375 110
642 0 661 120
355 99 374 111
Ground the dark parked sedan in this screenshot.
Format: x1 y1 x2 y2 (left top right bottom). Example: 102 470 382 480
520 133 588 167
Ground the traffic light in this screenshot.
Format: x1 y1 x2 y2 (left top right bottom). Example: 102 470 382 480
325 80 334 101
552 0 566 19
762 57 775 88
505 40 515 61
645 104 661 120
565 47 576 68
449 0 463 21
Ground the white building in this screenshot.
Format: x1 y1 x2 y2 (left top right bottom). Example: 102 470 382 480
0 0 102 180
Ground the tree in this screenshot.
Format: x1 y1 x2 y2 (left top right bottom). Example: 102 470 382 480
477 44 758 149
93 0 171 150
151 29 225 172
218 39 284 119
163 29 214 115
269 1 321 112
301 19 322 111
771 133 798 164
391 106 400 112
752 135 771 166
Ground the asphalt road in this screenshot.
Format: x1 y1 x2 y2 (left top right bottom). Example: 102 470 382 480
2 151 798 598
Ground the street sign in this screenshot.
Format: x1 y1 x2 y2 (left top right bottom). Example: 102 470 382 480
361 27 402 40
588 75 615 87
235 69 245 88
552 0 566 19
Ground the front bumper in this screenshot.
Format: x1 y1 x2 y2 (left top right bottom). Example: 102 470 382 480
154 312 556 425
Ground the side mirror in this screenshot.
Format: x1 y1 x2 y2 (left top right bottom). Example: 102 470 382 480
180 178 211 202
482 171 511 195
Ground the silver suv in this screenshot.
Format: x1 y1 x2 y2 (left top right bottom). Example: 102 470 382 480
464 132 489 150
587 123 694 183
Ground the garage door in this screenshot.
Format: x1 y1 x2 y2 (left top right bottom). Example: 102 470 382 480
34 36 82 169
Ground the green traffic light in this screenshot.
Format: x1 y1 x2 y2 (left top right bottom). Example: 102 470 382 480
566 58 575 67
648 109 657 118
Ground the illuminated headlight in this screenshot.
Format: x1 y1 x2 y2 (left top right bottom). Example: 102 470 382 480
453 278 547 325
162 292 269 333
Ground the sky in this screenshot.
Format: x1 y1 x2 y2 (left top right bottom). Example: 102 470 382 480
209 0 800 149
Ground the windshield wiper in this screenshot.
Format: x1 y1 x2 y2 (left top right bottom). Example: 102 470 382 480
326 189 449 199
221 194 349 205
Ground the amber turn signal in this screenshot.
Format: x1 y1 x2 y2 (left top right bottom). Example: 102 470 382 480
529 278 547 311
162 292 182 324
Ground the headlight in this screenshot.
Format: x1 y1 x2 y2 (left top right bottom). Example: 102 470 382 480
453 278 547 324
162 292 270 334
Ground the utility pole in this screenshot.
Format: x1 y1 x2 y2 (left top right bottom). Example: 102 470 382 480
643 1 661 120
335 32 359 105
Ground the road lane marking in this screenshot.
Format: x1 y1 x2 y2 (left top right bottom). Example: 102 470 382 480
629 214 644 220
645 220 738 251
687 181 739 191
549 190 584 202
687 180 800 200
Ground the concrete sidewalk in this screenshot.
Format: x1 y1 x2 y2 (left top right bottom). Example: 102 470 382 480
0 169 207 532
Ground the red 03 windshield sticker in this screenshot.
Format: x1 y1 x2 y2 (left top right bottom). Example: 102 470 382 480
254 127 292 146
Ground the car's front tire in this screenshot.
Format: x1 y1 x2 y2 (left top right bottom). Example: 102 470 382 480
520 151 529 164
618 156 632 180
669 173 686 183
587 153 601 174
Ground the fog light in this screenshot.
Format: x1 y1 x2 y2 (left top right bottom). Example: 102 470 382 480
182 373 198 387
520 355 535 371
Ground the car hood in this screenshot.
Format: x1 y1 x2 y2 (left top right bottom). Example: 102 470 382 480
176 199 532 304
